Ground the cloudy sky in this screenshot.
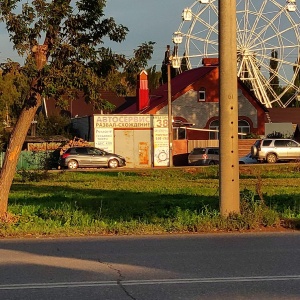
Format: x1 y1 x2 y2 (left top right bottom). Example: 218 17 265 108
0 0 193 67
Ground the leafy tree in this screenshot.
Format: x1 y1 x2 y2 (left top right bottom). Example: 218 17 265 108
0 0 154 215
280 86 298 107
266 131 284 139
294 64 300 89
160 45 170 84
160 63 167 84
293 50 300 87
35 114 71 138
88 42 155 97
293 54 300 107
160 45 178 84
180 52 188 72
0 61 30 150
0 61 29 126
146 65 161 92
122 42 155 95
269 49 279 96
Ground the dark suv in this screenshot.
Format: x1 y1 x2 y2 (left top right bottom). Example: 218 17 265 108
251 138 300 163
188 147 219 166
58 147 126 169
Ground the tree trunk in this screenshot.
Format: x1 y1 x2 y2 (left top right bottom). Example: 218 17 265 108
0 45 48 216
0 94 41 215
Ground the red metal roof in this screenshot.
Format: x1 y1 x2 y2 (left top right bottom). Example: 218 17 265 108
267 107 300 124
45 90 127 118
119 66 217 114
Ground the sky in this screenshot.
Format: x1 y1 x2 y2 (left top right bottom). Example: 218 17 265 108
0 0 193 68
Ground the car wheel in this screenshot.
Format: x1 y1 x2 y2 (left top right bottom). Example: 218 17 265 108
108 159 119 168
266 153 277 163
251 145 257 156
67 160 78 169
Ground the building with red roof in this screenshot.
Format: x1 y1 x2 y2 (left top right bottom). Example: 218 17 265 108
117 61 267 141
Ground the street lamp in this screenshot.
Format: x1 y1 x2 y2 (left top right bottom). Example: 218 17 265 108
167 58 173 167
165 45 181 167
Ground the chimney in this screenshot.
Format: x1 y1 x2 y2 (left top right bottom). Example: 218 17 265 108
202 58 219 66
136 70 149 111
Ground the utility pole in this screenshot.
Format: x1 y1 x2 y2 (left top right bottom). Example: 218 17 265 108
166 45 173 167
218 0 240 216
167 62 173 167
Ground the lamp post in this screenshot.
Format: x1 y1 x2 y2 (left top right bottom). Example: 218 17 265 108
167 60 173 167
165 44 180 168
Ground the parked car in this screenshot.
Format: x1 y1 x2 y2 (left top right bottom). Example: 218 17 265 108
239 153 258 164
188 147 219 166
58 147 126 169
251 138 300 163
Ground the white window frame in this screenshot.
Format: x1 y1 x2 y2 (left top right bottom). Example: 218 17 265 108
198 88 206 102
238 120 250 139
209 120 219 140
173 127 186 140
209 119 250 139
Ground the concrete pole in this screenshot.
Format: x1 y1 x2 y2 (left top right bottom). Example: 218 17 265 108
167 62 173 167
218 0 240 216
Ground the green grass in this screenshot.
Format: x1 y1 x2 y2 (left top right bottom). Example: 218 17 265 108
1 165 300 237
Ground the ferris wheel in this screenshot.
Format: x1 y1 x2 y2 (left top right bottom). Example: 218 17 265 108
173 0 300 108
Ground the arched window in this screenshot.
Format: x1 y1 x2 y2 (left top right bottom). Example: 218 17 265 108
209 119 250 140
238 120 250 139
209 120 219 140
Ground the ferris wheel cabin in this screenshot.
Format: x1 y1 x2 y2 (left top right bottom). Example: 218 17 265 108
287 0 297 12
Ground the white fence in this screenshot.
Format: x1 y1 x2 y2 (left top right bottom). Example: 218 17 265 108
187 140 219 153
187 139 255 157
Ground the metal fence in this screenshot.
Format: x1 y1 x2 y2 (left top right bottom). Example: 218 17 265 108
0 139 256 170
0 151 58 170
188 139 256 157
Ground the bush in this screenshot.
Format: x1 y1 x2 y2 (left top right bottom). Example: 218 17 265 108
239 188 280 229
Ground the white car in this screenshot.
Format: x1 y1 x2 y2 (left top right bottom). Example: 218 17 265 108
239 153 258 164
251 138 300 163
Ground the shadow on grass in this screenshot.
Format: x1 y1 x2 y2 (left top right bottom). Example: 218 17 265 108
8 170 300 232
10 183 219 221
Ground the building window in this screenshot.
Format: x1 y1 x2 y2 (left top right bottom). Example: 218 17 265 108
198 88 206 102
209 119 250 140
209 120 219 140
173 127 186 140
238 120 250 139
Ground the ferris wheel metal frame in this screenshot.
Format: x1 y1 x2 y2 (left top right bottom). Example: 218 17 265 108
172 0 300 108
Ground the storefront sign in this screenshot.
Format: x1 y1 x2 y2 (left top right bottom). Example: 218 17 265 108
93 114 170 166
153 115 169 167
94 115 151 129
94 128 114 152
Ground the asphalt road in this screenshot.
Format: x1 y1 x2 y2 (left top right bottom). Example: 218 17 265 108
0 233 300 300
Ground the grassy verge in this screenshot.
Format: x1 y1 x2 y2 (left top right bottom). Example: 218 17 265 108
1 165 300 237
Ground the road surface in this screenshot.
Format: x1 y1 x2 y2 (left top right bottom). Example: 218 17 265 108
0 232 299 299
